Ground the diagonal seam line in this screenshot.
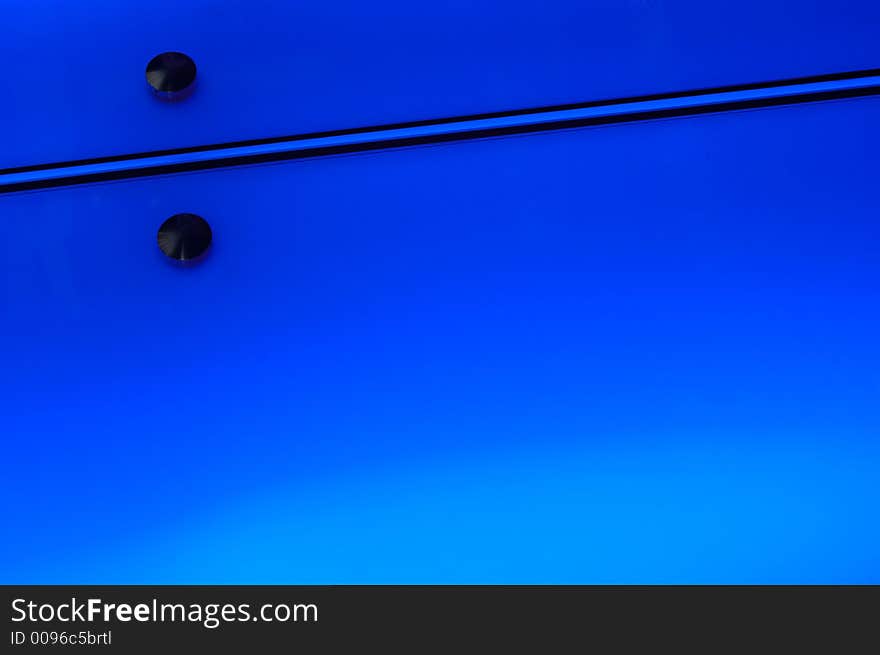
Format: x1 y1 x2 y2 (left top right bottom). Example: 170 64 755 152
2 68 880 194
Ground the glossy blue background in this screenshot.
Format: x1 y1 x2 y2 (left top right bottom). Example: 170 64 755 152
5 0 880 168
2 97 879 582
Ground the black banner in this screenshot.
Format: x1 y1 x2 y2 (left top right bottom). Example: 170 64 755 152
2 586 877 651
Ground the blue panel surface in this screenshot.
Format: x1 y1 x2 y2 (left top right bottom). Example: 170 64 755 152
2 97 879 582
4 0 880 168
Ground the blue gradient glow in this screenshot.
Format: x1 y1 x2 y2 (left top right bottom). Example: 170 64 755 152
2 97 879 582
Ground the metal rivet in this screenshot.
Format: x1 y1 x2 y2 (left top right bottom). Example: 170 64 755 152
146 52 197 100
157 213 212 262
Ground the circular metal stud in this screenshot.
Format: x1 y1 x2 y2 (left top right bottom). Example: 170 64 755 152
146 52 197 100
157 213 213 262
